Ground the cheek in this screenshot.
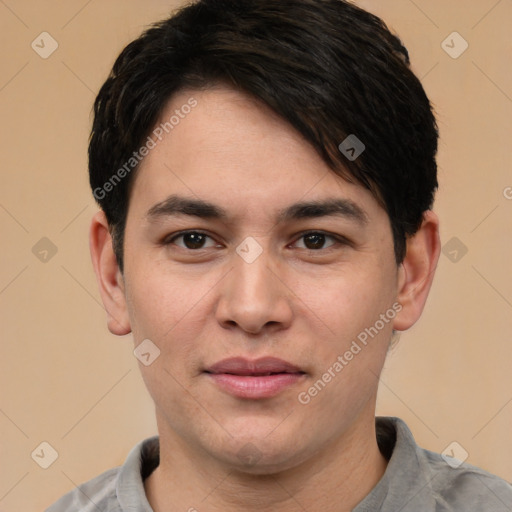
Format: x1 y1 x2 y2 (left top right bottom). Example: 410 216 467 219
126 272 202 401
125 265 201 338
295 298 395 430
292 262 395 336
124 267 218 378
291 262 398 395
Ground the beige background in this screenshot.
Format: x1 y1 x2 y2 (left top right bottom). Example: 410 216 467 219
0 0 511 510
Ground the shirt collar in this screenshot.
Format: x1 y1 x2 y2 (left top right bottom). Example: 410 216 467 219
115 417 430 512
117 435 159 511
354 417 437 511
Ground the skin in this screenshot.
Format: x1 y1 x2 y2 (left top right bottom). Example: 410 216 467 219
90 85 440 512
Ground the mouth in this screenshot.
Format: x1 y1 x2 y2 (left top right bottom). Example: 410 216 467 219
204 357 306 399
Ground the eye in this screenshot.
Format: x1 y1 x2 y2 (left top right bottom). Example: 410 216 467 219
165 231 218 250
292 231 345 251
164 230 348 253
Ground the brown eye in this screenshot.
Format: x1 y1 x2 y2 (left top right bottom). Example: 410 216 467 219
167 231 216 250
294 232 338 250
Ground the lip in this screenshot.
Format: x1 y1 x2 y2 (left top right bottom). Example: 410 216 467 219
204 357 306 399
206 356 303 375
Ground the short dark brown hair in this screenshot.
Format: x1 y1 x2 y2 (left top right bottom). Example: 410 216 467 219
89 0 438 272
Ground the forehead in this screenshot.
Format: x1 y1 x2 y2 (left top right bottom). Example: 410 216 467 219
128 86 386 226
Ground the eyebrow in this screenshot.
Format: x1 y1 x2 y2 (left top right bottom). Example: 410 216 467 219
146 194 368 226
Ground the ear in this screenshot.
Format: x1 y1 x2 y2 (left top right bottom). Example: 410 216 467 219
89 210 131 336
393 210 441 331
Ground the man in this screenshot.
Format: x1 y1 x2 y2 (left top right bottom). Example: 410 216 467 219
46 0 512 510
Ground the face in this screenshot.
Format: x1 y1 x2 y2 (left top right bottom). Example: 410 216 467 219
119 86 404 473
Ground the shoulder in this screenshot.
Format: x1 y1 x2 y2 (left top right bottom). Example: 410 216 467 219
44 466 120 512
382 417 512 511
45 435 159 512
421 447 512 511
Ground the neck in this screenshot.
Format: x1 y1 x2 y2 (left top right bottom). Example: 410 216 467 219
145 410 388 512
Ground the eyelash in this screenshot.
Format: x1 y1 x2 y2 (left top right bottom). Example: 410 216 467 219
163 230 350 252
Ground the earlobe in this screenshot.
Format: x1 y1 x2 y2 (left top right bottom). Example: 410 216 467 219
89 210 132 336
393 210 441 331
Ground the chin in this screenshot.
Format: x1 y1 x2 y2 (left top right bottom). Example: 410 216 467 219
209 434 309 476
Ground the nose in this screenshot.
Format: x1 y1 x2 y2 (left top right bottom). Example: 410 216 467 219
215 245 293 335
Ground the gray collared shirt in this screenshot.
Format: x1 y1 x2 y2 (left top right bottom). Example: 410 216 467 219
45 416 512 511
